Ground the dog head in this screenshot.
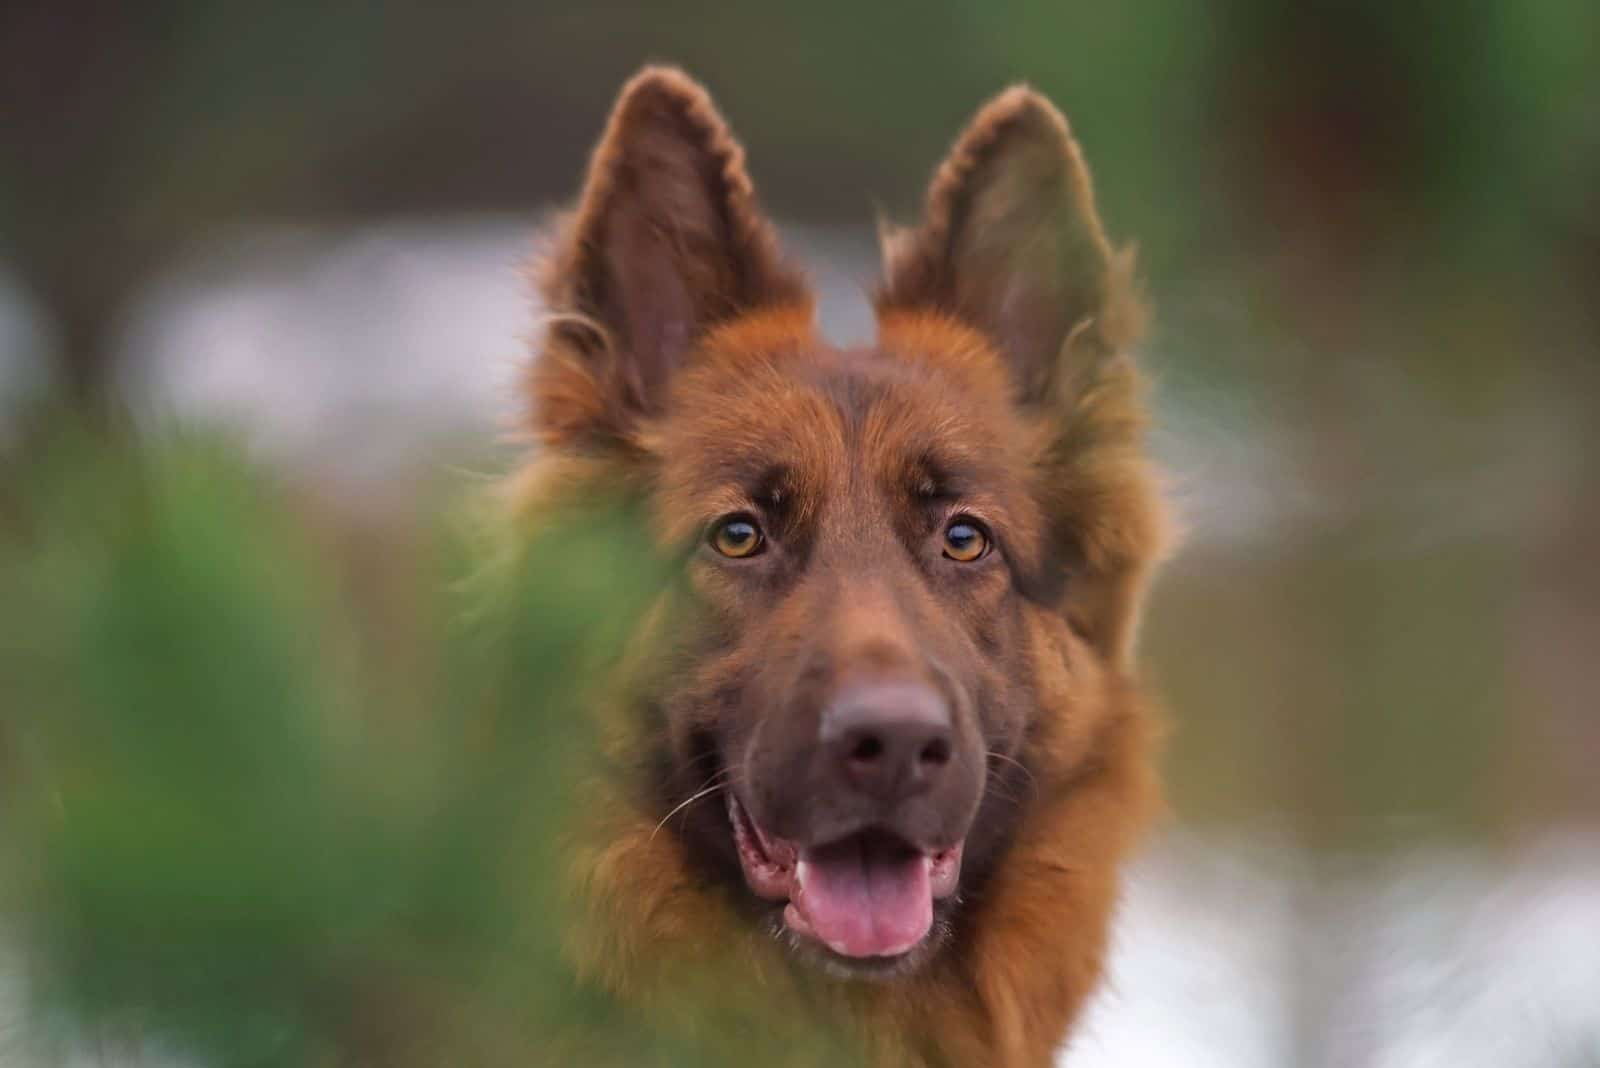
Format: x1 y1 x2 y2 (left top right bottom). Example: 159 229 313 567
528 68 1164 978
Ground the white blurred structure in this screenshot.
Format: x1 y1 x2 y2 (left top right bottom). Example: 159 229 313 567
0 263 53 443
1070 830 1600 1067
108 219 882 505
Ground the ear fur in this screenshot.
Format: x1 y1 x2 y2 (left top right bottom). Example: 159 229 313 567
531 66 810 450
876 87 1142 404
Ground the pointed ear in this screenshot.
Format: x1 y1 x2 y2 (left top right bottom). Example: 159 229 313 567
531 67 810 449
877 87 1140 403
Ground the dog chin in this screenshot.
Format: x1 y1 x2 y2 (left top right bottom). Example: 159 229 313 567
762 901 956 980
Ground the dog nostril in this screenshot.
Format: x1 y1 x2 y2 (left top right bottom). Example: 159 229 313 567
919 736 952 768
824 681 955 798
850 734 884 763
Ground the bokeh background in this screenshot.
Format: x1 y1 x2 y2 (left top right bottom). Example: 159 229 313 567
2 2 1597 1065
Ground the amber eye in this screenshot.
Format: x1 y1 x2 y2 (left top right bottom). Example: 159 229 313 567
942 519 990 562
711 515 764 558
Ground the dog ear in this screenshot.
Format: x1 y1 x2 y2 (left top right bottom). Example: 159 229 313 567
531 67 810 450
876 87 1141 404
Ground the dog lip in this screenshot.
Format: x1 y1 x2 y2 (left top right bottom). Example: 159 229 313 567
727 792 795 900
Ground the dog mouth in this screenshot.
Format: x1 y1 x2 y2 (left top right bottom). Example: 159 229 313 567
726 793 964 960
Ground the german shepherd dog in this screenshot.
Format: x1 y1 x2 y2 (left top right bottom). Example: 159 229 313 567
515 67 1169 1067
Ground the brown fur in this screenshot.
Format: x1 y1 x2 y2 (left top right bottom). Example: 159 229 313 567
513 67 1170 1067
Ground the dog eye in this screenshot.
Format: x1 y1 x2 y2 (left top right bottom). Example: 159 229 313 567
942 519 990 562
710 515 765 558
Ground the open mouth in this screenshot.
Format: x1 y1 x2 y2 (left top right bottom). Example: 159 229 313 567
727 793 963 960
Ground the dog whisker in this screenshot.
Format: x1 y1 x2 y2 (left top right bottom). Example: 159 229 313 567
649 771 731 841
986 748 1038 798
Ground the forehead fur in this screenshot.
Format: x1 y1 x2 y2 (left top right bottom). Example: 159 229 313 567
642 308 1046 556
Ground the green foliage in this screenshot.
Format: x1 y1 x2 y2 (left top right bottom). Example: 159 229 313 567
0 426 717 1065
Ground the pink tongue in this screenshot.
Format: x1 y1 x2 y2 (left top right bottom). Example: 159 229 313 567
791 838 932 958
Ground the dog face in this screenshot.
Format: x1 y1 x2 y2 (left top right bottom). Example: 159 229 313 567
530 68 1163 978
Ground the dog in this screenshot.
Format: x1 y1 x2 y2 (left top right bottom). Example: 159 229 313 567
513 66 1169 1067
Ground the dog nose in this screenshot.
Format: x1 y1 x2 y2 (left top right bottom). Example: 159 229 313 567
822 681 953 802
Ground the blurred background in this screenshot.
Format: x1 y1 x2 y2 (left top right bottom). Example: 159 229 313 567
2 2 1597 1065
